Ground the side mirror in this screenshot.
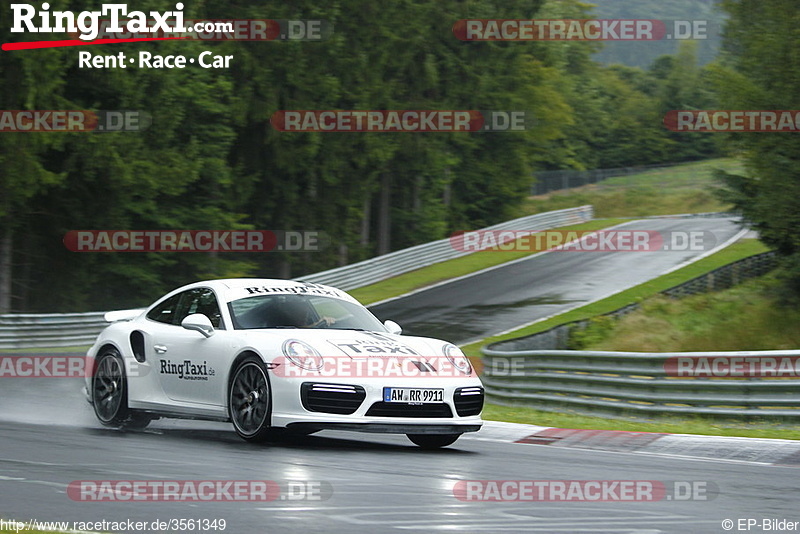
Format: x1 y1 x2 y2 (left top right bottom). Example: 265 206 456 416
384 320 402 335
182 313 215 338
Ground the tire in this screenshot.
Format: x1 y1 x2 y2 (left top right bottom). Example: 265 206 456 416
406 433 461 449
91 348 151 430
125 412 155 430
228 356 273 442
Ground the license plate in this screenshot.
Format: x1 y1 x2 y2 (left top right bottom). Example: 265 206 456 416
383 387 444 404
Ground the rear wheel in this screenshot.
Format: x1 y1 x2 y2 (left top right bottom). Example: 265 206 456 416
229 356 273 442
91 348 151 430
406 433 461 449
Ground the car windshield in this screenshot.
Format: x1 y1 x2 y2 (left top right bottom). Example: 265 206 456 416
228 294 387 331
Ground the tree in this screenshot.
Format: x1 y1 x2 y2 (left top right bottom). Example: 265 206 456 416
714 0 800 297
0 6 70 312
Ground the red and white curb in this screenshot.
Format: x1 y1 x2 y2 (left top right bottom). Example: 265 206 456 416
464 420 800 466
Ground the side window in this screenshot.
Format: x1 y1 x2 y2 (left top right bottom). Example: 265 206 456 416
146 294 182 325
175 288 224 329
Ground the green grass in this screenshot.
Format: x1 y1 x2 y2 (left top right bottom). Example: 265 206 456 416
467 238 797 440
582 273 800 352
482 403 800 440
520 158 743 218
349 218 627 305
462 238 771 361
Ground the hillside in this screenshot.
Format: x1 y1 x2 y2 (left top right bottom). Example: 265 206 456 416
586 0 726 68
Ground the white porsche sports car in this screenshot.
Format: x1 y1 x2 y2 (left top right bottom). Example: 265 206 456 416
84 279 483 448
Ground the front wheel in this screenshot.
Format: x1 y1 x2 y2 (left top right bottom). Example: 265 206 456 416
91 348 151 430
407 433 461 449
229 356 273 442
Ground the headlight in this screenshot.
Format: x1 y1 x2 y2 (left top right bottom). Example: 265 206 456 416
282 339 324 370
443 343 472 375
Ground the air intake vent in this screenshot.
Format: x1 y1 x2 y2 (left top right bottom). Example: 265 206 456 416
301 383 366 415
454 386 484 416
366 402 453 418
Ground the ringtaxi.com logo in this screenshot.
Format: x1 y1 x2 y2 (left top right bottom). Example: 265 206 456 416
10 2 191 41
8 3 328 43
4 4 331 69
453 480 717 502
67 480 333 502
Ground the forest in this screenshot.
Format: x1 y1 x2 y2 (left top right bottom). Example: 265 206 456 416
0 0 794 312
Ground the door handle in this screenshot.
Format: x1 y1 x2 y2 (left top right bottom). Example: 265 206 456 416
154 345 168 354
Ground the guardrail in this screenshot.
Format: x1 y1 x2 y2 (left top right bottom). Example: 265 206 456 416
645 211 737 219
0 312 109 350
0 206 593 349
481 348 800 421
298 205 593 290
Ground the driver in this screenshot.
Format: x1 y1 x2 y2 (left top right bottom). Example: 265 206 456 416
282 298 336 328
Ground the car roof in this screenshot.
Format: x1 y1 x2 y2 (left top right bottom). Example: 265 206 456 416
174 278 360 305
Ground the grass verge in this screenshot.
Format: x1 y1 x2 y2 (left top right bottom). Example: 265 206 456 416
350 218 627 305
581 273 800 352
461 238 771 360
520 157 742 218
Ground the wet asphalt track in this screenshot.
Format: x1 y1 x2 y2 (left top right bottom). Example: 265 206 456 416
0 376 797 534
370 217 745 344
